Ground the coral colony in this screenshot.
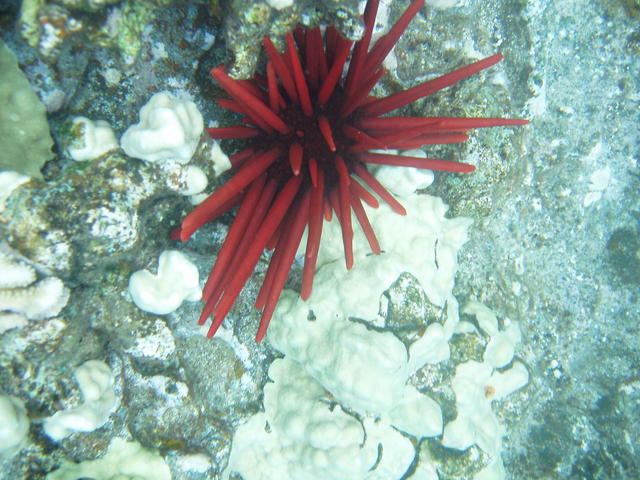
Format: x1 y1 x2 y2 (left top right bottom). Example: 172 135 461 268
172 0 527 342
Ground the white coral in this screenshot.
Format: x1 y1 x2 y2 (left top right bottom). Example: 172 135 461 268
162 163 208 196
223 358 415 480
43 360 117 441
225 162 527 480
0 252 69 322
66 116 118 162
0 394 29 459
0 252 36 288
0 313 28 334
129 250 201 315
0 171 29 213
441 302 529 479
47 437 171 480
120 92 203 164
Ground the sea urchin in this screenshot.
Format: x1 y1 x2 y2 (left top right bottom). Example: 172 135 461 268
172 0 527 342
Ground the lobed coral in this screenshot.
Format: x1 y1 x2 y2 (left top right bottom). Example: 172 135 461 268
0 250 69 328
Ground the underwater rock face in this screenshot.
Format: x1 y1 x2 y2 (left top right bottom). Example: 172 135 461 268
0 0 639 479
3 153 167 280
606 227 640 286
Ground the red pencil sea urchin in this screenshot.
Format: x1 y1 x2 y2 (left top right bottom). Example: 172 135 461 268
172 0 527 342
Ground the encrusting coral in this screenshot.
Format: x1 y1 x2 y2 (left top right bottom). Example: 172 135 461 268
172 0 528 342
